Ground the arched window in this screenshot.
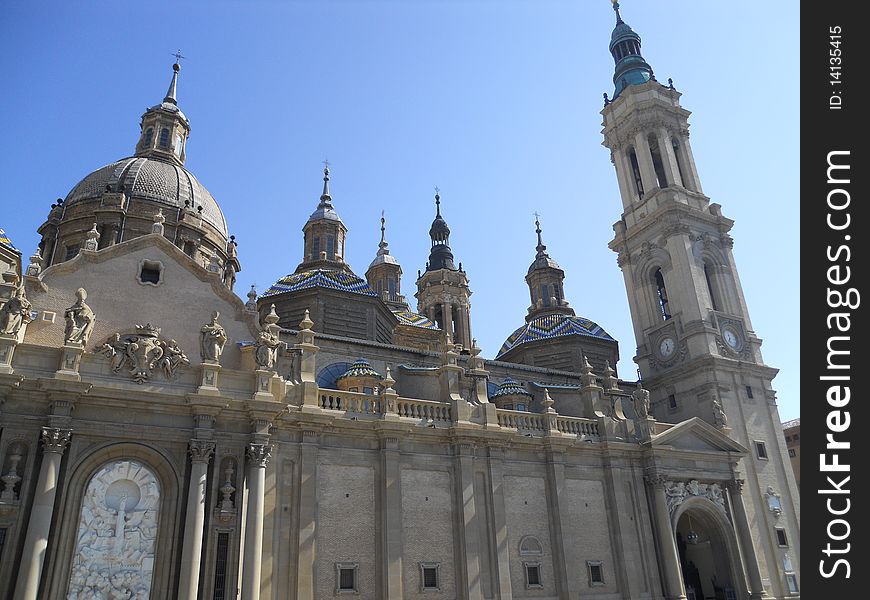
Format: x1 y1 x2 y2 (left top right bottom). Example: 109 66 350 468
540 284 551 307
317 362 351 389
143 127 154 147
68 460 161 598
311 236 321 260
648 134 668 188
158 128 170 148
519 535 544 556
654 268 671 320
628 147 644 199
326 235 335 259
387 277 397 301
703 262 720 311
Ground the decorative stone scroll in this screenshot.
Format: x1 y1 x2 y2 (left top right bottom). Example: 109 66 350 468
663 479 726 514
67 460 160 600
96 324 190 383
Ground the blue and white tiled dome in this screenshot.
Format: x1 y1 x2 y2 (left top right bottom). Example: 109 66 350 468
497 313 615 358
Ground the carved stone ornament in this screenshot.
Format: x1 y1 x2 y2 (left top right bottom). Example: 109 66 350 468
0 284 33 336
711 397 728 428
246 443 272 468
64 288 96 346
766 486 783 518
215 460 237 522
199 311 228 363
67 460 160 599
95 324 190 384
254 305 286 370
188 439 216 464
664 479 726 515
41 427 72 454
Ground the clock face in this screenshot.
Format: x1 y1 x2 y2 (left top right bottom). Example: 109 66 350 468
659 337 676 357
723 328 739 349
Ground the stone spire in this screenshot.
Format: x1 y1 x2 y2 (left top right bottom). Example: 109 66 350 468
366 212 405 310
609 1 655 98
525 215 572 320
297 164 349 273
426 189 456 271
135 60 191 165
164 61 180 104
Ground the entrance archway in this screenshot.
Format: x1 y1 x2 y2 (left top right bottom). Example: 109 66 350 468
674 499 744 600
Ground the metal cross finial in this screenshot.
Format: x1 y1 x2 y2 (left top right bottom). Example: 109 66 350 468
172 50 186 64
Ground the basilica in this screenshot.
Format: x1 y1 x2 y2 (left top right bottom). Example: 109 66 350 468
0 4 799 600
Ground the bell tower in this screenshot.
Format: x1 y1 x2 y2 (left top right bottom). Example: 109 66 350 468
415 191 473 348
601 2 800 597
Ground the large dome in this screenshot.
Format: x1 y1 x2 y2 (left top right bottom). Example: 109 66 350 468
497 313 615 358
64 156 228 238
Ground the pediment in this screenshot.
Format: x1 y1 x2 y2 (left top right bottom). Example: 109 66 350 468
651 417 748 455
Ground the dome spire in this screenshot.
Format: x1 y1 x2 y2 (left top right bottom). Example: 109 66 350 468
164 53 183 104
534 213 549 258
378 211 390 256
426 187 456 271
320 160 332 207
608 0 655 99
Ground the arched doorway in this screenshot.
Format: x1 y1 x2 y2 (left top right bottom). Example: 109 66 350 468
674 499 744 600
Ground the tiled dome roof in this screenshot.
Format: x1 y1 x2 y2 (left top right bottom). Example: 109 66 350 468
336 358 382 381
392 310 439 330
497 313 615 358
491 377 532 399
262 269 376 298
64 157 228 238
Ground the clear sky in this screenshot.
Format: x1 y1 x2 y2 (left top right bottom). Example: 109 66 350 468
0 1 799 420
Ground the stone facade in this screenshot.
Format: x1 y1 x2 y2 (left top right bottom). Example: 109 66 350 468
0 5 799 600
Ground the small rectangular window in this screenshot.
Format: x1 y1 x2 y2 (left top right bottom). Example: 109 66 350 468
785 573 799 594
159 127 170 148
140 263 161 284
212 532 229 600
312 237 321 259
516 403 527 412
745 385 754 399
587 561 605 586
524 563 542 588
326 235 336 259
337 564 357 593
788 448 796 458
775 528 788 547
755 441 768 460
668 394 678 410
420 563 440 591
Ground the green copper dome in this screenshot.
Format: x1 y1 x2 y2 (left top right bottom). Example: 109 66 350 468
609 2 654 98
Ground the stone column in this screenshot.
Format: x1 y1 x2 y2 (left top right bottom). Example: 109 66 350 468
677 133 704 193
241 442 272 600
657 128 683 187
380 436 403 599
728 479 767 599
487 446 513 599
441 302 454 343
645 474 686 600
178 439 215 600
453 442 482 600
13 427 72 600
633 131 659 194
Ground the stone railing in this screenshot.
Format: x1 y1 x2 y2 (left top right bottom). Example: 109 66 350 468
553 415 599 438
319 390 381 414
395 397 452 423
496 410 548 433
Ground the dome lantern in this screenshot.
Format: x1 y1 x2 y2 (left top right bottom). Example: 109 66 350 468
135 61 191 166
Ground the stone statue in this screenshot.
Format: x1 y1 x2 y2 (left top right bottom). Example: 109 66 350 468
254 328 285 369
664 481 686 513
0 284 33 335
159 339 190 378
199 311 227 363
712 397 728 428
632 385 650 419
97 332 129 372
64 288 96 346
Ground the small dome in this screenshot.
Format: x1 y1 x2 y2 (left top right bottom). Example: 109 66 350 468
368 252 400 269
528 255 562 275
145 100 188 124
336 358 382 382
491 377 532 400
497 313 615 358
64 157 228 238
429 214 450 241
610 21 639 47
307 203 345 225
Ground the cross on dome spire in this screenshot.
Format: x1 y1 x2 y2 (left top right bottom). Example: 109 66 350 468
612 0 624 25
534 213 549 258
378 211 390 255
320 160 332 205
164 53 183 104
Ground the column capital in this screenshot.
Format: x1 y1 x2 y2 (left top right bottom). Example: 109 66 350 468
246 442 272 468
189 439 216 464
40 426 72 454
727 477 745 493
644 471 668 489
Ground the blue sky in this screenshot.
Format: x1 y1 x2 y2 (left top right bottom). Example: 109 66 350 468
0 1 799 420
